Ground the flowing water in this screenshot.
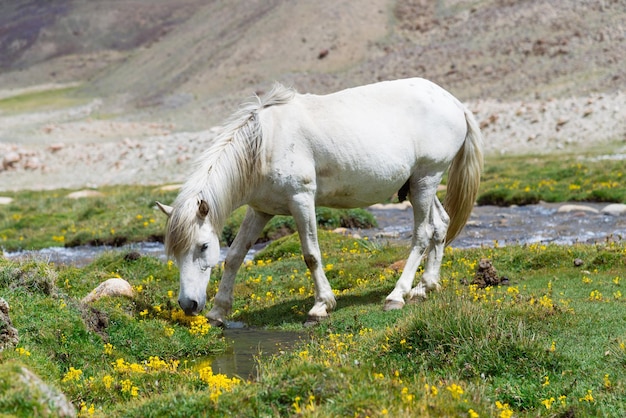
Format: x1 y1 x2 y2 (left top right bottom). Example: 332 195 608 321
4 202 625 378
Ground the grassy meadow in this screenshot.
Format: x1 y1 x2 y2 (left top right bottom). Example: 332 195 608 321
1 151 625 417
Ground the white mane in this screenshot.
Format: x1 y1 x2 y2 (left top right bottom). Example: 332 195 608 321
165 83 296 257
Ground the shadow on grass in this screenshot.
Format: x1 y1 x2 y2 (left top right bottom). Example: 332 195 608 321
233 287 393 328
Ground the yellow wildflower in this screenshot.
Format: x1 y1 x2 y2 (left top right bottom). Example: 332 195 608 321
102 375 114 389
446 383 464 399
62 367 82 383
541 397 555 409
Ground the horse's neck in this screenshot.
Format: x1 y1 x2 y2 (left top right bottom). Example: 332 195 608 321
199 146 260 227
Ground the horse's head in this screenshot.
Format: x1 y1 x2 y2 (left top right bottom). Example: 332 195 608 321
157 200 221 316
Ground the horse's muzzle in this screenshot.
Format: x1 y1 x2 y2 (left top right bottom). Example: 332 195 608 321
179 297 203 316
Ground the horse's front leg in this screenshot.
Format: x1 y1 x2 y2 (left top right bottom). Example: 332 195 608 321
208 207 273 326
289 193 337 323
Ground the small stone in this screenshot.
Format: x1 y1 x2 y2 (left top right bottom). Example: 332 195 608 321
388 259 406 272
66 190 105 199
601 203 626 216
2 152 20 169
557 204 599 214
574 258 584 267
82 278 135 304
369 201 412 210
48 143 65 152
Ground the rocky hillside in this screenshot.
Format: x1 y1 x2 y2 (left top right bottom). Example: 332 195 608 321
0 0 624 190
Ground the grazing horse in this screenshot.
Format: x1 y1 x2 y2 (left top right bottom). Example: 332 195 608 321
157 78 483 325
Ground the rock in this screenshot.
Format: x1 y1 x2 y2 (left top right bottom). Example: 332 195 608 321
82 278 135 304
0 364 77 417
574 258 584 267
388 259 406 272
2 151 20 169
66 189 105 199
47 143 65 152
0 197 13 205
0 298 19 351
369 201 412 211
24 157 42 170
601 203 626 216
557 204 599 214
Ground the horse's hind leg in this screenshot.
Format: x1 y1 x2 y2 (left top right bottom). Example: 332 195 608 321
384 174 442 310
408 197 449 301
208 207 273 326
289 192 337 323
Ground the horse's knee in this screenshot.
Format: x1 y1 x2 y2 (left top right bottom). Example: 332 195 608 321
303 254 320 271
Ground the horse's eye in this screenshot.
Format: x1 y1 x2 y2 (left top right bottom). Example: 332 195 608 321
200 243 209 252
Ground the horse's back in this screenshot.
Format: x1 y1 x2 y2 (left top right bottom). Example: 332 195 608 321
255 78 469 209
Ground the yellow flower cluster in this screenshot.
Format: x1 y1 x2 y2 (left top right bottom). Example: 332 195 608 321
62 367 83 382
171 309 211 335
15 347 31 357
120 379 139 397
445 383 464 400
113 356 179 374
292 395 316 414
197 366 241 402
495 401 513 418
79 402 95 416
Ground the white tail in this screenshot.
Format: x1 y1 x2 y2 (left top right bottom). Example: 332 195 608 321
443 107 484 244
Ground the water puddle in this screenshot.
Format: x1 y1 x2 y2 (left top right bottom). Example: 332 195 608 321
190 327 305 380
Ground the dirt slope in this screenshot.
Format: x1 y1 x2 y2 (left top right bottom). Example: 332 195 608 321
0 0 624 191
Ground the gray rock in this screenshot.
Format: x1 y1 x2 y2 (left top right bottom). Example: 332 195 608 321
0 298 19 351
15 366 77 417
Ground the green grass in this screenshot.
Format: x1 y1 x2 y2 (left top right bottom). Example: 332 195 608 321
0 186 376 252
477 152 626 205
0 86 85 114
1 235 625 417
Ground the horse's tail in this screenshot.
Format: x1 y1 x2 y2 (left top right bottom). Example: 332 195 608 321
443 106 484 245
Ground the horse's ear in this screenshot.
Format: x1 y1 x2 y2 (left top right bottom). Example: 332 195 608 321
156 201 173 218
197 200 209 219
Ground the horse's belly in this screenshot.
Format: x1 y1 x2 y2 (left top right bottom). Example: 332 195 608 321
314 168 407 208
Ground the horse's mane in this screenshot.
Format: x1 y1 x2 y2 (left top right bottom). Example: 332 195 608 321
165 83 296 257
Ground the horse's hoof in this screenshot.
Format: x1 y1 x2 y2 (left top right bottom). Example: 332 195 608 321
407 295 427 304
304 315 328 327
383 300 405 311
207 317 225 328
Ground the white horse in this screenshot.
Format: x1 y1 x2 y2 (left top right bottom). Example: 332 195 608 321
157 78 483 325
